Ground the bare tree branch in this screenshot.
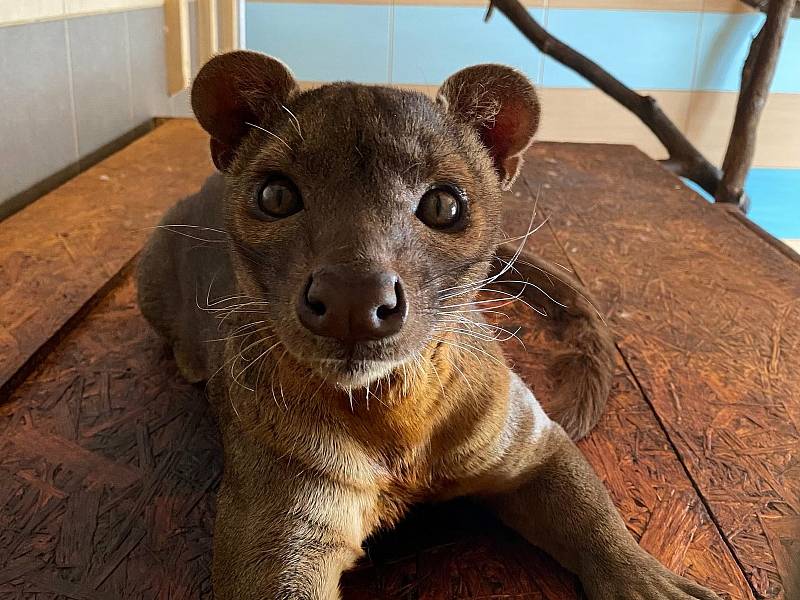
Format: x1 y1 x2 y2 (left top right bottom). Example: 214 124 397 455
485 0 725 203
739 0 800 19
717 0 795 206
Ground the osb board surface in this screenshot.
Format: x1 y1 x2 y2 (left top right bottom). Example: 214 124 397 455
521 143 800 600
0 197 751 599
0 130 783 599
0 277 219 599
0 119 213 396
0 279 747 599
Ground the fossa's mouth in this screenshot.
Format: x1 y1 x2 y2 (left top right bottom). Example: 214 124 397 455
278 319 424 389
310 356 408 389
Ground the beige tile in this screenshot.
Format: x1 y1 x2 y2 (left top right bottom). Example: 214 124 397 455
395 83 438 96
298 81 438 95
296 81 322 91
0 0 64 26
0 1 170 26
684 91 735 165
548 0 701 10
685 91 800 169
304 82 518 100
536 88 693 160
297 83 799 170
783 240 800 255
702 0 756 13
753 94 800 169
296 84 690 161
65 0 162 16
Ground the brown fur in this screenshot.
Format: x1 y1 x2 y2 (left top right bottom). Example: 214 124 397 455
491 245 615 440
137 51 721 600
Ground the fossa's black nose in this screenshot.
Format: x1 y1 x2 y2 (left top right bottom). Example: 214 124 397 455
297 266 407 341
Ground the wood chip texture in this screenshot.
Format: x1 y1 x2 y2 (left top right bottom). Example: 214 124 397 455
0 119 213 397
0 123 794 600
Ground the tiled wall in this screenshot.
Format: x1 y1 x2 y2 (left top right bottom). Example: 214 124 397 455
245 1 800 168
0 5 194 218
245 0 800 244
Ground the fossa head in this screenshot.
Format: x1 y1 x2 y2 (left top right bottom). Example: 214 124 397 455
191 51 540 389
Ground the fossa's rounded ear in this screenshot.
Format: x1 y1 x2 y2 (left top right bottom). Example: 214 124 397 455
191 51 297 171
437 64 540 190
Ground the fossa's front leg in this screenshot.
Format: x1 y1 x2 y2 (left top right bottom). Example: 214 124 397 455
212 441 371 600
477 373 720 600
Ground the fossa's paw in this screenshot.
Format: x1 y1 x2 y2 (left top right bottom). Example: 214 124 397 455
583 554 721 600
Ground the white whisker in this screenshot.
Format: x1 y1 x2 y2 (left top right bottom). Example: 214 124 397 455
245 121 292 151
281 104 303 140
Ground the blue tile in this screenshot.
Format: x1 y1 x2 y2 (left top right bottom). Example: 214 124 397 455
773 18 800 94
681 178 713 202
684 169 800 239
695 13 800 93
541 9 700 90
0 20 77 205
746 168 800 239
245 3 390 83
392 6 543 86
694 12 764 92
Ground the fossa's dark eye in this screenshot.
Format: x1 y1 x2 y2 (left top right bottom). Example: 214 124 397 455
257 175 302 219
416 186 465 230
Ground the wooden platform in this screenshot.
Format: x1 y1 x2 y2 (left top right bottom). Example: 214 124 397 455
1 119 797 600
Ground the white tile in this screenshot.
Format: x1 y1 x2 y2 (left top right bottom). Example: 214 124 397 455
0 20 78 204
68 12 134 156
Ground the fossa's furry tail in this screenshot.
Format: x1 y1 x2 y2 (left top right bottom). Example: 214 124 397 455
547 301 615 440
494 245 616 440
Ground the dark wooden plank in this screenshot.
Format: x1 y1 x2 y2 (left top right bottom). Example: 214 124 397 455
523 142 800 599
0 119 213 398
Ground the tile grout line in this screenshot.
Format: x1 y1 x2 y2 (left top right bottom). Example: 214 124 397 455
124 12 136 124
690 0 705 91
62 10 82 170
539 0 548 85
387 0 395 84
684 1 706 139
